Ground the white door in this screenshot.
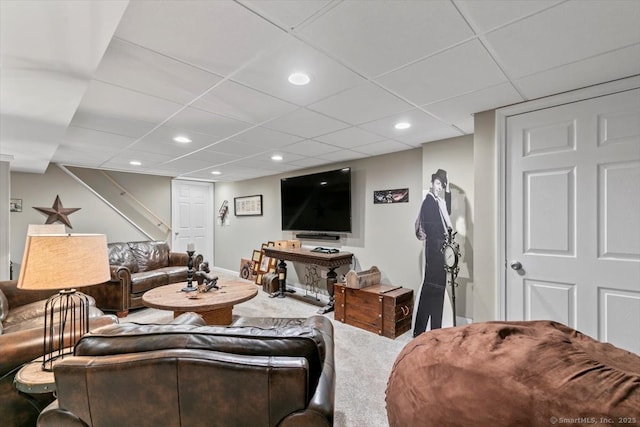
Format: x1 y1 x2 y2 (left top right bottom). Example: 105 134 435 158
506 88 640 353
171 180 214 265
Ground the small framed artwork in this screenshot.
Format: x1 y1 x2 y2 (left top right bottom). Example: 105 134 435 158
251 250 262 267
373 188 409 204
10 199 22 212
259 243 275 272
239 257 257 282
254 242 277 284
234 195 263 216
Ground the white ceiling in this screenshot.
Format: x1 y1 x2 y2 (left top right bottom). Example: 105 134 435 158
1 0 639 181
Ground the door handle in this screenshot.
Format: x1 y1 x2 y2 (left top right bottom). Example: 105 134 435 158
510 261 523 271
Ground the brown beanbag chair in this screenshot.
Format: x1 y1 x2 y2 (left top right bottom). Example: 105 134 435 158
386 320 640 427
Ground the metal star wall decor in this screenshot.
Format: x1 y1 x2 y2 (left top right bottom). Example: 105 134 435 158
33 195 81 228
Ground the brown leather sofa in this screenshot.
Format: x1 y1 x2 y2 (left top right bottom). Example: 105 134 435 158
81 240 203 317
0 280 118 427
37 315 335 427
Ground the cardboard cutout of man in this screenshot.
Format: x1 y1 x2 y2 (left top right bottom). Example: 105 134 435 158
413 168 452 336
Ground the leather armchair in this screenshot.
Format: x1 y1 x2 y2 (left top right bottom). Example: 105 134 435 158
0 280 118 427
37 315 335 427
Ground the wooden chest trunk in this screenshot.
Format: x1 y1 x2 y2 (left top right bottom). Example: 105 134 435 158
262 272 279 294
334 284 414 339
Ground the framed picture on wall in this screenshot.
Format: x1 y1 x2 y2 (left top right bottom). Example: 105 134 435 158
10 199 22 212
234 195 263 216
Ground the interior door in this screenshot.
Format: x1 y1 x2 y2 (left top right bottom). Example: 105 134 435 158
171 179 214 265
505 88 640 353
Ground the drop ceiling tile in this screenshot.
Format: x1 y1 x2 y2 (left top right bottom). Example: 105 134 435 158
264 108 349 138
240 0 331 30
455 0 563 33
205 139 267 157
288 156 334 169
319 149 369 162
184 164 262 181
69 110 156 139
307 82 414 125
229 127 303 149
217 164 276 178
515 44 640 99
132 125 221 155
231 36 365 106
191 80 298 124
352 140 414 157
181 170 228 181
485 0 640 79
314 126 385 149
146 169 188 178
298 0 474 77
359 109 462 145
197 150 242 166
129 139 198 158
231 154 305 170
114 1 288 76
75 80 184 125
53 145 122 168
95 39 223 104
101 150 174 170
273 159 303 173
280 139 339 156
161 152 238 172
377 39 507 106
424 82 524 133
63 126 136 150
165 106 253 139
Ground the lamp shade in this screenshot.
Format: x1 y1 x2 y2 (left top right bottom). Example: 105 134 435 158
17 233 110 290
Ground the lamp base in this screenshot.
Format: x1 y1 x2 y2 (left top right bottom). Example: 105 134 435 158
182 249 196 292
42 289 91 372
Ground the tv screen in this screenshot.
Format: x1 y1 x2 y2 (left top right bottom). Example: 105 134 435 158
281 168 351 233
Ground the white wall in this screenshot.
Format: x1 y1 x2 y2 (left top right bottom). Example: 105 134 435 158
472 110 499 322
9 145 482 320
9 164 154 271
214 148 439 311
0 157 11 280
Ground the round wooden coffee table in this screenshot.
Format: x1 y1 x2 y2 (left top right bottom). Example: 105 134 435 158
142 279 258 325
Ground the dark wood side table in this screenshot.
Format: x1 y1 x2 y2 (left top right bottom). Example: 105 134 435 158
262 247 353 314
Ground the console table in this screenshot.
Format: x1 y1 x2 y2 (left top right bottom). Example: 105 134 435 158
262 247 353 314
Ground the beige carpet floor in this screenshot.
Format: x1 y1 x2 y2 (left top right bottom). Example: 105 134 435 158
123 269 414 427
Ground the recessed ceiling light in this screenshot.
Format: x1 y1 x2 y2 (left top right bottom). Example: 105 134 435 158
271 154 283 161
288 72 310 86
129 160 141 166
211 171 221 175
395 122 411 130
173 136 192 143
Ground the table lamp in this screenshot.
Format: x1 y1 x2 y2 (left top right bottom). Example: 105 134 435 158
17 230 110 371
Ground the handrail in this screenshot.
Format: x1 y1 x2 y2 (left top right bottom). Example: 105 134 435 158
98 170 172 231
57 164 154 240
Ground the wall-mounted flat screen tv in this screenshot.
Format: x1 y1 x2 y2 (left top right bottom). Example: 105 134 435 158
281 167 351 233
